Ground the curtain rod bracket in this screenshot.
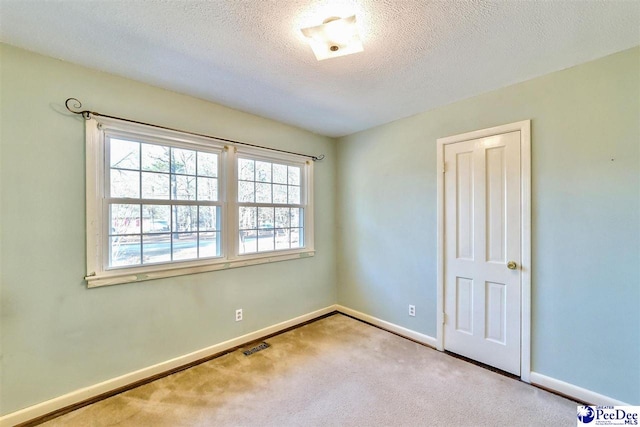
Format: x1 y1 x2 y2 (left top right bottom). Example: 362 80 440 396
64 97 325 161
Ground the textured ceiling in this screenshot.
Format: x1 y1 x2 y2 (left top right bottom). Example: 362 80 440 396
1 1 639 137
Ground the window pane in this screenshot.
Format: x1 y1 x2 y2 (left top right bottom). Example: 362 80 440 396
291 228 302 248
199 232 219 258
110 138 139 169
275 229 290 250
110 235 140 267
239 158 254 181
198 206 218 231
275 208 289 228
110 204 141 235
171 148 196 175
239 207 257 230
273 163 287 184
256 206 275 252
238 181 254 203
142 234 171 264
172 233 197 260
174 205 197 232
257 231 274 252
290 208 300 227
197 177 218 201
173 175 196 200
197 152 218 177
258 207 274 229
273 184 287 203
256 183 272 203
142 172 170 199
141 144 169 172
256 161 271 182
142 205 170 233
288 166 300 185
111 169 140 198
239 230 257 254
288 186 300 204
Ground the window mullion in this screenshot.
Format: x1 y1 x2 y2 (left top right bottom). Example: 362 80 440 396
138 146 143 264
169 146 174 262
196 206 200 259
170 198 174 262
226 147 238 260
195 152 199 259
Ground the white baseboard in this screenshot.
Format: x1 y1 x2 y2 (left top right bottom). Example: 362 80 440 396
335 304 438 348
336 305 632 406
4 306 630 426
0 305 338 427
530 371 630 406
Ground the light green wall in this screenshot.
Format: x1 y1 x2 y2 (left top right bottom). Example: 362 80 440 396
336 47 640 404
0 44 337 415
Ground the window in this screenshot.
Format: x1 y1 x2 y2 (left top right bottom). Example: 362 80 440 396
237 157 304 254
108 138 222 267
86 117 314 287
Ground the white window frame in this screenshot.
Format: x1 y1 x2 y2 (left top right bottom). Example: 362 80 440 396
230 147 314 260
86 117 315 287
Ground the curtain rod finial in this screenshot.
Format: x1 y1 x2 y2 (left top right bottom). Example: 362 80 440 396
65 97 91 119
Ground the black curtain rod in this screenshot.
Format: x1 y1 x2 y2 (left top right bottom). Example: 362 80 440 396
64 98 325 162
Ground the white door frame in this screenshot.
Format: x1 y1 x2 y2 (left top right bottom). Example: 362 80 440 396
436 120 531 383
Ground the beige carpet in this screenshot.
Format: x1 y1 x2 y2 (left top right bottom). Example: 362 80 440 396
40 314 576 426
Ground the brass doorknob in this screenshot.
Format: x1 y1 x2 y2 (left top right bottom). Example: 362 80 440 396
507 261 517 270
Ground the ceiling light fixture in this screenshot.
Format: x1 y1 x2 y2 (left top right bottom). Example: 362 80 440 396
300 15 363 61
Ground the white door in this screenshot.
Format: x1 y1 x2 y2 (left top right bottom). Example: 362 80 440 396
443 131 522 375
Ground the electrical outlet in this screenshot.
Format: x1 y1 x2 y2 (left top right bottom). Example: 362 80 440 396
235 308 243 322
409 305 416 317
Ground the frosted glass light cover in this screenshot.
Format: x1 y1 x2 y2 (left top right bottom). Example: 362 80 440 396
301 15 363 60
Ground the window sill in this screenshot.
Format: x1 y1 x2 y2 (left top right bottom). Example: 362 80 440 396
86 250 315 288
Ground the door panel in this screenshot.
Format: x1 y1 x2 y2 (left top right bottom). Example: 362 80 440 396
455 277 473 334
444 131 521 375
485 281 506 344
486 146 506 263
456 151 474 260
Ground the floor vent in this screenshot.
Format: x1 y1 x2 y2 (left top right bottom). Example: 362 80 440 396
242 342 270 356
